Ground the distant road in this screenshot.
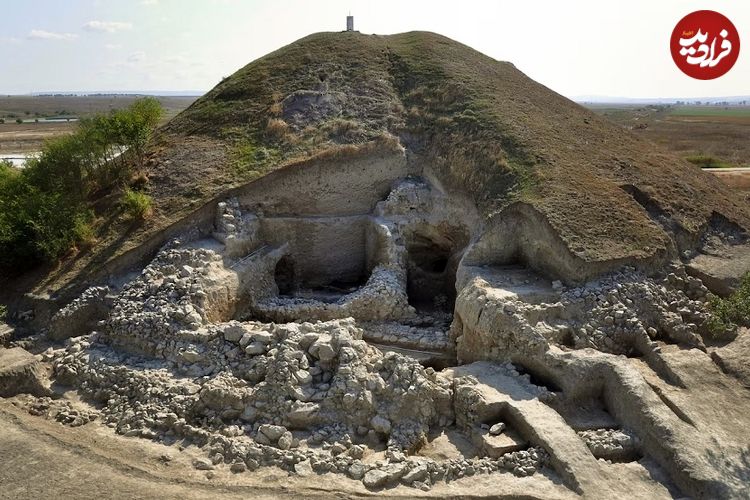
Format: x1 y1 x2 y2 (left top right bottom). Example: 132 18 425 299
704 167 750 172
705 167 750 190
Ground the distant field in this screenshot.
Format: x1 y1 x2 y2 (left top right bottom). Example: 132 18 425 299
0 95 197 154
0 95 197 120
669 106 750 118
587 104 750 172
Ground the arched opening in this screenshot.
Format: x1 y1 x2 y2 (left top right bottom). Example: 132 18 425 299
274 256 296 296
405 227 466 314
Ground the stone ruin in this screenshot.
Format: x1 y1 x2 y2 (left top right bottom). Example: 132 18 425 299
3 172 750 498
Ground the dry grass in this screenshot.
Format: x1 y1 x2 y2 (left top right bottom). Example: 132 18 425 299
265 118 290 141
588 104 750 169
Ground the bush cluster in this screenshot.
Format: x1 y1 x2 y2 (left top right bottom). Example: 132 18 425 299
121 189 153 220
707 272 750 335
0 98 162 273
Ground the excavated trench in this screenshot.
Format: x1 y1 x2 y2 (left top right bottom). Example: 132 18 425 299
19 153 750 498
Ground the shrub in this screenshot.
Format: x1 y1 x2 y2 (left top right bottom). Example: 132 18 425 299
685 154 734 169
15 118 22 124
0 304 6 321
73 213 97 248
0 98 163 273
121 189 153 220
265 118 290 141
707 272 750 335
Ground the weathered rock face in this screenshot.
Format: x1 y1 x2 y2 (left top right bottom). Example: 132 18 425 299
452 266 716 363
0 347 49 397
451 263 750 499
48 286 111 341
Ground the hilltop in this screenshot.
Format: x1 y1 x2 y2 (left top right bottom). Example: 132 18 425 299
6 30 750 300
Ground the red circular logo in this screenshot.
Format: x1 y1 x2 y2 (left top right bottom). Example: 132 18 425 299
670 10 740 80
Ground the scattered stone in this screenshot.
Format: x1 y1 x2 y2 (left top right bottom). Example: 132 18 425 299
370 415 391 434
294 460 313 476
193 458 214 471
489 422 506 435
230 462 247 473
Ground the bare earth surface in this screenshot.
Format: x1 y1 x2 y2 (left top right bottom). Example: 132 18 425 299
0 399 575 500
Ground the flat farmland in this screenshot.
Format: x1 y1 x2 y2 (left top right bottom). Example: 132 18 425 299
586 104 750 169
0 95 197 154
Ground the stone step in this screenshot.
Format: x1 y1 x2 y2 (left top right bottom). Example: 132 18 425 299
471 424 528 458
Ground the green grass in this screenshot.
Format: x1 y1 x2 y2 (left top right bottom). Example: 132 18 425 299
707 272 750 336
685 154 736 169
230 137 281 178
121 189 153 220
670 106 750 118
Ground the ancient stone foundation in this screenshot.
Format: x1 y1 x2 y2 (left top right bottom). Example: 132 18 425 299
4 171 750 499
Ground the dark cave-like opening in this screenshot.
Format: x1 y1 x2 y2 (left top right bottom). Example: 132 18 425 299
274 255 296 296
406 232 458 313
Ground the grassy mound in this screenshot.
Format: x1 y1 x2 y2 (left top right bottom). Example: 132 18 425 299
5 31 750 298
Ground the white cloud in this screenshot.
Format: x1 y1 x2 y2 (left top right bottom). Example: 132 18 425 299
141 0 159 5
105 43 122 50
1 37 22 45
83 21 133 33
164 54 188 64
127 51 146 62
27 30 78 41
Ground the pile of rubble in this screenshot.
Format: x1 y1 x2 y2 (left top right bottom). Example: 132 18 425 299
45 314 552 489
23 395 99 427
31 223 563 490
562 269 713 354
577 428 640 462
455 266 719 363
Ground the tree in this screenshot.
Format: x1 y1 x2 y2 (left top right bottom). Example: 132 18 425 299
15 118 22 124
0 98 164 273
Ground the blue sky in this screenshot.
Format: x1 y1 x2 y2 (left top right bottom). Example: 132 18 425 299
1 0 748 98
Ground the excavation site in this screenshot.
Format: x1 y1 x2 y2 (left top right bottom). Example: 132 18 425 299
2 30 750 499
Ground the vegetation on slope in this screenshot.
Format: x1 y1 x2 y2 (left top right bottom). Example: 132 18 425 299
707 272 750 335
168 32 537 205
685 154 735 169
0 98 162 273
121 189 154 221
